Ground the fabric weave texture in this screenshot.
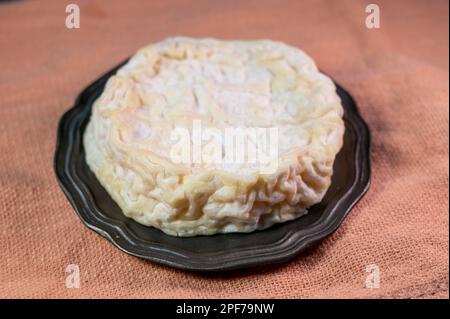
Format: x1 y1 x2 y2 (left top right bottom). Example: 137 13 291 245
0 0 448 298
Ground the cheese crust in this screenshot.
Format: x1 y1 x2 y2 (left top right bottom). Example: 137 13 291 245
83 37 345 236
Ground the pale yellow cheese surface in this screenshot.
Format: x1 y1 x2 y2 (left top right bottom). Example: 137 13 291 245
83 37 345 236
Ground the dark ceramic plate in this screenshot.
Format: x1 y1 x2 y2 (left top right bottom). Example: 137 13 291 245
54 60 371 271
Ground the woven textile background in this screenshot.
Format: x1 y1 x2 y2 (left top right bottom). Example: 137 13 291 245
0 0 448 298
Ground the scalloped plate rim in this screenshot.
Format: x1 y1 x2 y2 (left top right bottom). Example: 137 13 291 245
54 60 371 271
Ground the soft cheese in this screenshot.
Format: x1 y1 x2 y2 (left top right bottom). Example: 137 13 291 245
83 37 345 236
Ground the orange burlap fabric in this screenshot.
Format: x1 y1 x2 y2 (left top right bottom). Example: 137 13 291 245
0 0 448 299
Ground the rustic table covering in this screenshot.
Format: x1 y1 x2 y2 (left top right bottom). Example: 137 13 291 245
0 0 448 298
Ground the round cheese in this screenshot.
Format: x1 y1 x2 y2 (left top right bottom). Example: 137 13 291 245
83 37 345 236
